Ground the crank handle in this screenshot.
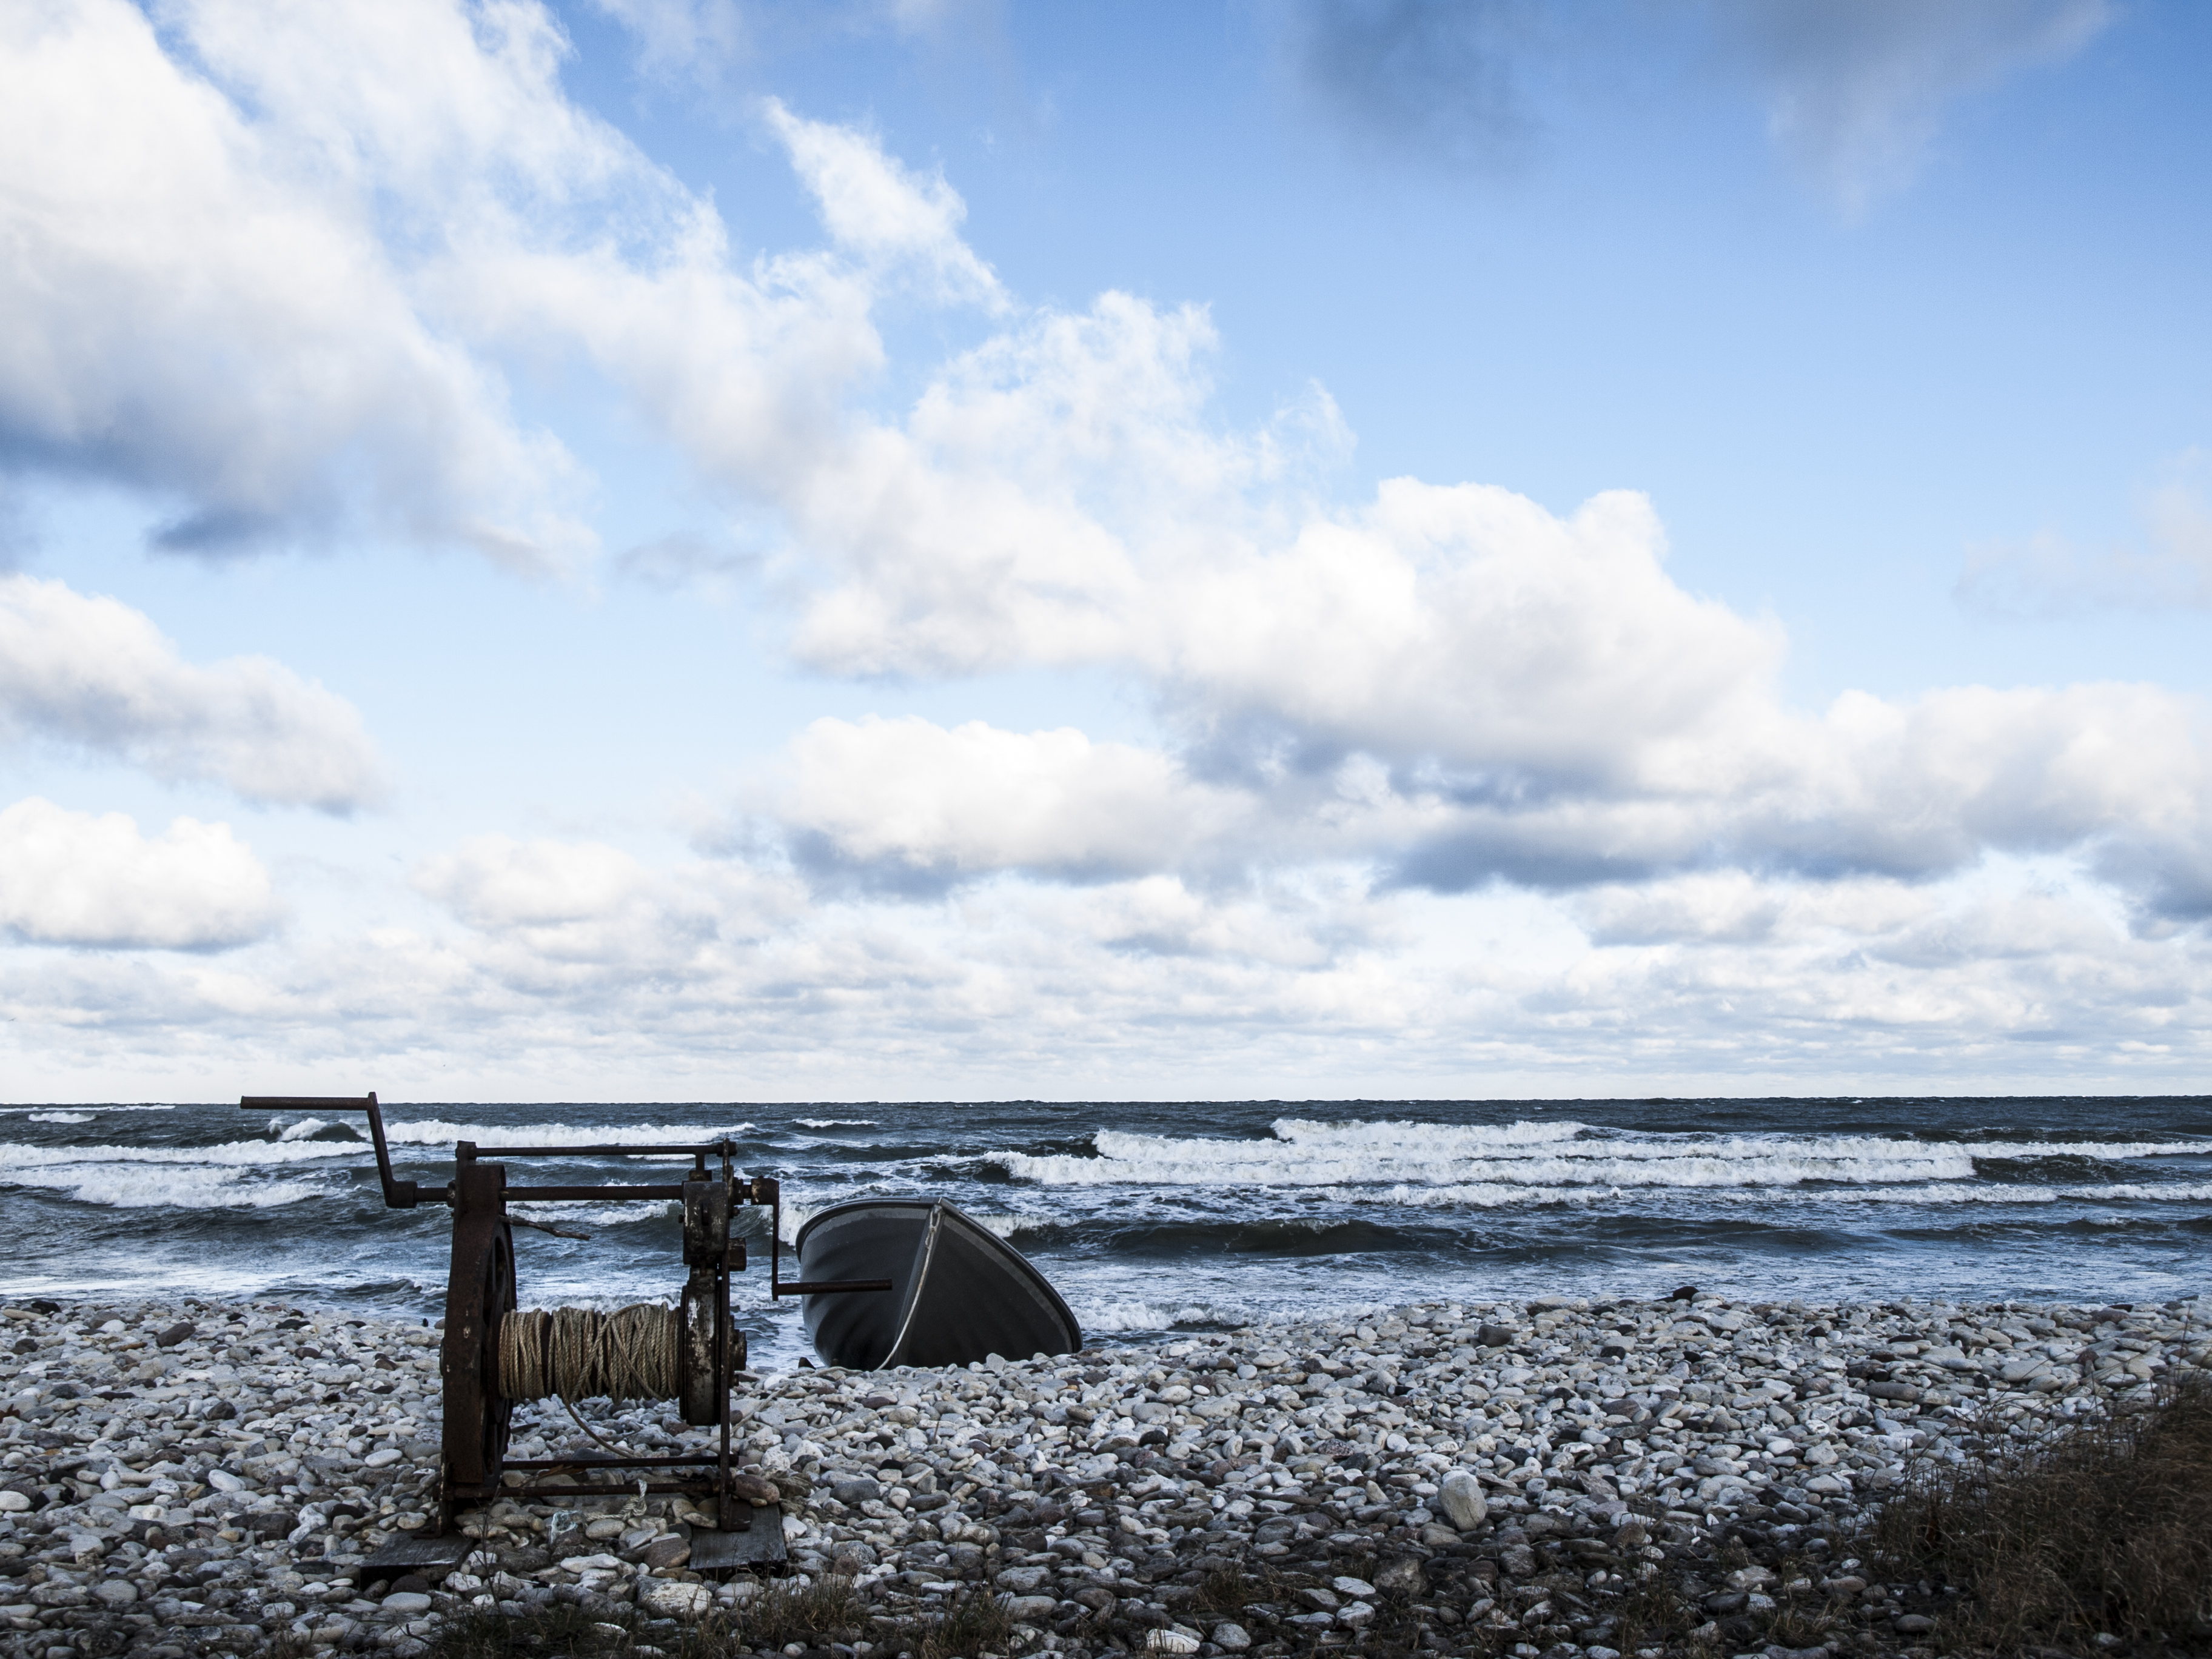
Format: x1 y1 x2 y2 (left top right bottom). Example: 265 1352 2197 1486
240 1093 439 1208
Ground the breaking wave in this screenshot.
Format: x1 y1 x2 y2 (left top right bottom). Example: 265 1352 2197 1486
993 1119 2207 1196
0 1162 326 1209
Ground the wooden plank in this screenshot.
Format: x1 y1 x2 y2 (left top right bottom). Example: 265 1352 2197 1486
688 1518 788 1574
361 1533 477 1572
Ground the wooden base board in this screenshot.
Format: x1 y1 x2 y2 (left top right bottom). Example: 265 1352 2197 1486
688 1518 789 1574
361 1532 478 1573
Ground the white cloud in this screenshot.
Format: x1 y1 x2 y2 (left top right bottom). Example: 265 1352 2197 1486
13 838 2208 1098
777 716 1253 883
1714 0 2114 215
1570 871 1937 948
0 574 386 811
764 99 1004 307
410 834 803 985
0 798 278 950
756 467 2212 923
0 0 591 564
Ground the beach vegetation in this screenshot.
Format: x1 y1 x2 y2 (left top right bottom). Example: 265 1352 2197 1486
1866 1373 2212 1652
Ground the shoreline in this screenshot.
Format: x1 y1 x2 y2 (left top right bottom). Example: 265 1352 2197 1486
3 1290 2207 1658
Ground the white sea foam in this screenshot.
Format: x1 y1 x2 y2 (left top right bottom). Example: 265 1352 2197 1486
27 1112 92 1124
1324 1182 1614 1209
0 1137 374 1171
993 1119 2208 1195
794 1119 879 1128
0 1104 173 1113
1315 1179 2212 1213
1 1162 323 1208
1079 1298 1247 1333
507 1202 683 1228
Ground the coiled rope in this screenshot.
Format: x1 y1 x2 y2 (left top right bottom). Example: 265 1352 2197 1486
497 1304 682 1406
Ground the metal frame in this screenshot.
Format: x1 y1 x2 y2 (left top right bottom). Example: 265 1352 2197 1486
239 1093 888 1546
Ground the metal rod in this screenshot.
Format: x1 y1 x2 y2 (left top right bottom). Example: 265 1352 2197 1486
773 1279 894 1298
474 1144 732 1158
717 1143 733 1533
501 1453 722 1470
468 1480 733 1498
503 1184 687 1200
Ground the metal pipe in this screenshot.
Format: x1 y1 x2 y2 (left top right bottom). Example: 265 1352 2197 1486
504 1184 687 1200
773 1279 894 1297
474 1144 732 1158
501 1453 722 1470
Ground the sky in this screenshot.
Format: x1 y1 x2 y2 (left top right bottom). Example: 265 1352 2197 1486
2 0 2210 1103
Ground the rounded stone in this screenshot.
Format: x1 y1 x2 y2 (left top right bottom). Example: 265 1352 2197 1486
1436 1469 1487 1530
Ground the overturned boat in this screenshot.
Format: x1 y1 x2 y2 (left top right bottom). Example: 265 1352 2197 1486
796 1198 1081 1370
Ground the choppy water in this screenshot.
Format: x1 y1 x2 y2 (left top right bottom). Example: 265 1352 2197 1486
4 1098 2208 1370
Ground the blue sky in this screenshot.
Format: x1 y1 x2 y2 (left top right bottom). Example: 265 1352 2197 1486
2 0 2209 1101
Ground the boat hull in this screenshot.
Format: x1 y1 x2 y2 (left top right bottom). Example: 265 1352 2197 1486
796 1199 1081 1370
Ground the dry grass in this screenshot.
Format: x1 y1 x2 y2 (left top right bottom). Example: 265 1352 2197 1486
1192 1557 1264 1615
734 1572 863 1647
1866 1373 2212 1652
1608 1572 1687 1654
427 1601 633 1657
885 1584 1017 1659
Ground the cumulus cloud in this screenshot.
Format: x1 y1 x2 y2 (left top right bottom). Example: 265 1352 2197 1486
410 835 805 989
0 0 594 564
0 798 278 950
0 574 386 811
754 461 2212 926
1713 0 2114 213
775 716 1254 887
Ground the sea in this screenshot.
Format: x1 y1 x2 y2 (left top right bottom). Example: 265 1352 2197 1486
3 1097 2209 1370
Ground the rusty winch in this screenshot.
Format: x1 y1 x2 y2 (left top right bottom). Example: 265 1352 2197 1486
242 1094 886 1570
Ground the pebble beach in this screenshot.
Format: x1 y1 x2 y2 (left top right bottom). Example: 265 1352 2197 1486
4 1290 2210 1659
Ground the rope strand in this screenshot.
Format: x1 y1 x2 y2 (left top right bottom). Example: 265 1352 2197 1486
497 1303 682 1404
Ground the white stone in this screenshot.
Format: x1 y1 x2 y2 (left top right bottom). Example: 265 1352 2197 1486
381 1592 433 1614
0 1492 27 1512
1212 1623 1252 1652
206 1469 246 1492
363 1447 402 1469
642 1580 711 1619
1436 1469 1487 1530
559 1553 623 1572
1144 1632 1199 1654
